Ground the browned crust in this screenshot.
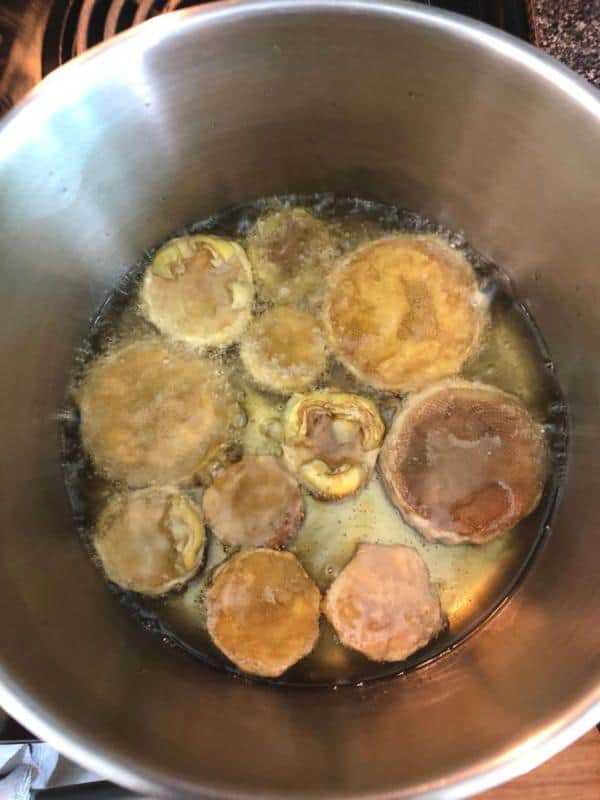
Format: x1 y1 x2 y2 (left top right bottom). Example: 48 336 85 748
378 379 548 545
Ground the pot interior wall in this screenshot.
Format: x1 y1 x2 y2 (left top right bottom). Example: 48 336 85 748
0 2 598 797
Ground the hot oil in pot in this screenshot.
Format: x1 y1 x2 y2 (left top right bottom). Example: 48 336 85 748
61 195 567 687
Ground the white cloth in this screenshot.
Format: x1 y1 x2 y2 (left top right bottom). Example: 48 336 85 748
0 744 98 798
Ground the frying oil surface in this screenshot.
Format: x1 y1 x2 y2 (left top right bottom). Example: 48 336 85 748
62 195 566 686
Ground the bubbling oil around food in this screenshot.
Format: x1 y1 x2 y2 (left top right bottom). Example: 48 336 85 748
61 194 567 687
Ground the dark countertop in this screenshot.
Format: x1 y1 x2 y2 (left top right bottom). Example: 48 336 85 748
533 0 600 87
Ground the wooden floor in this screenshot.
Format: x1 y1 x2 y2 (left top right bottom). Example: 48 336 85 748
478 729 600 799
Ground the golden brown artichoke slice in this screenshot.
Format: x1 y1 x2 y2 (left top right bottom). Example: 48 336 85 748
379 378 548 544
323 543 443 662
283 390 385 500
246 207 336 305
206 549 321 678
78 339 239 487
240 305 327 394
323 234 489 392
202 455 304 548
140 234 254 350
94 487 206 596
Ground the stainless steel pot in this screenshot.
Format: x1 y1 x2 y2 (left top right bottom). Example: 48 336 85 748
0 1 598 797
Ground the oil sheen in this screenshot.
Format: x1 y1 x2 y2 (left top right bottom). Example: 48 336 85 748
61 195 567 687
